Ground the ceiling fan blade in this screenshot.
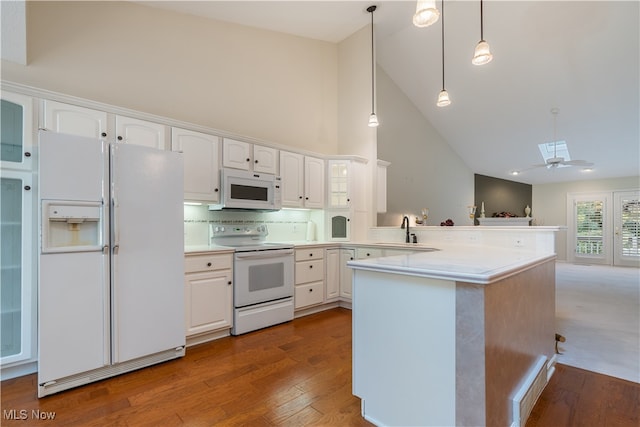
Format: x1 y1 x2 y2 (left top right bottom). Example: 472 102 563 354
563 160 594 167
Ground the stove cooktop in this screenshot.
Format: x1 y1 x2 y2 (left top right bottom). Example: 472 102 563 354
210 224 293 252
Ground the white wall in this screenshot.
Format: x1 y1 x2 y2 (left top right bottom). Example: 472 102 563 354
533 176 640 260
1 1 338 154
376 67 474 227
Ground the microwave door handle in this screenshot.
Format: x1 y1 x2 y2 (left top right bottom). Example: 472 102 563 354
235 249 294 260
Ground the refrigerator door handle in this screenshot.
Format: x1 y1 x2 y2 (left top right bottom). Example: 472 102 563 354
113 245 120 254
103 245 109 254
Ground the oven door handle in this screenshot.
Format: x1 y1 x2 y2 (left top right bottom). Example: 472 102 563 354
235 249 294 260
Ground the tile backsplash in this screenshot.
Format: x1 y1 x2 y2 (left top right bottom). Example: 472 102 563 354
184 205 324 246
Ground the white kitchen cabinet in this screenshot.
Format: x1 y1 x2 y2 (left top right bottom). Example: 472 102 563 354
325 248 340 301
42 99 108 139
42 100 167 150
223 138 277 174
115 115 167 150
304 156 325 208
294 248 325 310
377 160 390 213
1 91 35 171
280 151 324 208
171 128 220 203
253 144 278 174
0 171 34 367
356 247 385 260
327 159 366 210
339 248 355 300
184 253 233 337
327 210 350 241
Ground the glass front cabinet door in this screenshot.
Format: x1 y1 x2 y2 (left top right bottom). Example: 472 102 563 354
0 171 33 365
1 90 35 369
1 91 34 171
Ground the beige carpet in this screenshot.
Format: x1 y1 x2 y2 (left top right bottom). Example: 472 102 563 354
555 262 640 383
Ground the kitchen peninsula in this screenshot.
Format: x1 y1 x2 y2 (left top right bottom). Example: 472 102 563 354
348 246 556 427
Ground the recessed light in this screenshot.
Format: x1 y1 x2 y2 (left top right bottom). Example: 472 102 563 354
511 171 520 176
582 167 593 172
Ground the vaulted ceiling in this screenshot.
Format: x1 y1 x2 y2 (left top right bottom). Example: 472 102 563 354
140 1 639 185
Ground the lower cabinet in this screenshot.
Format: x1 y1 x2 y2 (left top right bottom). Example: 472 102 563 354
325 248 340 301
340 248 355 300
294 248 325 310
184 253 233 337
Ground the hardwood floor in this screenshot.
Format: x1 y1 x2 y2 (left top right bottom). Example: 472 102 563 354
2 308 639 426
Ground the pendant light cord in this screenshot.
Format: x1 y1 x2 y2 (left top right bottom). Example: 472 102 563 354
480 0 484 41
441 0 445 89
369 6 375 114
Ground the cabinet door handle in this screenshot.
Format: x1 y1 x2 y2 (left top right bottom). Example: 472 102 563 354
24 152 31 157
309 288 313 292
254 160 259 163
214 188 219 192
305 197 309 200
246 158 250 162
299 196 303 199
309 265 313 269
207 262 212 267
24 185 31 191
350 257 354 260
309 253 313 257
101 132 107 137
228 281 232 285
117 136 123 141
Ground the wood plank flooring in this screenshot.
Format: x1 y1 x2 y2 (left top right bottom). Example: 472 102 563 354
2 308 639 426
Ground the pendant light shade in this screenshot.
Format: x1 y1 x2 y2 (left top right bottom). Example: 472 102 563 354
367 5 379 127
472 0 493 65
413 0 440 28
436 0 450 107
436 89 451 107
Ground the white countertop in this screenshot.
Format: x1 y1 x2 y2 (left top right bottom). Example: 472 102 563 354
347 244 556 284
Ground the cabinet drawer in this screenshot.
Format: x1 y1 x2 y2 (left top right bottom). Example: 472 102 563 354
294 282 324 309
295 248 324 261
185 253 233 273
356 247 384 259
295 259 324 284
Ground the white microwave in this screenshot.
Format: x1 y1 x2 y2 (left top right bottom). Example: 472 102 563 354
209 168 282 211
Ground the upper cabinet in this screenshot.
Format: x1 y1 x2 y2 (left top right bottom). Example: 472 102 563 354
222 138 277 174
280 151 324 209
115 116 167 150
42 100 108 140
327 159 366 211
42 100 167 149
171 128 220 203
1 91 35 171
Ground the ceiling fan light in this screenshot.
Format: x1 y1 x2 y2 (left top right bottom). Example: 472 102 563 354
472 40 493 65
413 0 440 27
436 89 451 107
368 113 379 127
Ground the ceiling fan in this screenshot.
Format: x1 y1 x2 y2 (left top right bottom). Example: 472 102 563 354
525 108 594 171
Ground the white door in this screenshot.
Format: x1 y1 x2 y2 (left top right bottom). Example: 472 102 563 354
280 151 304 207
42 100 108 139
115 116 167 150
340 249 355 299
38 132 110 383
567 192 612 264
222 138 251 170
110 144 185 363
171 127 220 202
325 249 340 301
613 190 640 267
253 145 278 174
304 156 324 208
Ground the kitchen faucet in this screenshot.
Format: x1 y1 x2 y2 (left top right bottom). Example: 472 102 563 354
401 216 410 243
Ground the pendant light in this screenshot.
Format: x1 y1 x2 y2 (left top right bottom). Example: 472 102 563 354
367 5 379 127
472 0 493 65
413 0 439 28
436 0 450 107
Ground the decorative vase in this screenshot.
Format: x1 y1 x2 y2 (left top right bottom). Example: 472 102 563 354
525 205 531 218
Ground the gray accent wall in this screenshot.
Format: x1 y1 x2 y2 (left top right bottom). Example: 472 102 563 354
474 174 532 221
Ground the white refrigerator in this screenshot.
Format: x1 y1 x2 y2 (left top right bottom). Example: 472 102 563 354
38 131 185 397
